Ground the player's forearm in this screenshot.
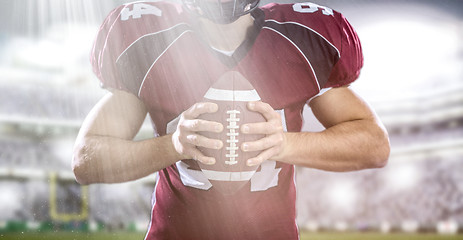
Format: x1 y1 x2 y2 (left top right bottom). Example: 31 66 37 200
72 134 182 184
277 118 390 171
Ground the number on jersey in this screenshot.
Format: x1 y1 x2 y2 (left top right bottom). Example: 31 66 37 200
121 3 162 21
293 2 334 16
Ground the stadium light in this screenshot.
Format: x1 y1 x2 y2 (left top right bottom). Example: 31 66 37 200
50 137 76 166
353 17 462 103
385 162 421 191
437 220 459 235
15 24 96 73
0 183 21 220
327 180 357 211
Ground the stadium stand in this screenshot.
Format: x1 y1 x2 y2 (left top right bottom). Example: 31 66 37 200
0 83 99 121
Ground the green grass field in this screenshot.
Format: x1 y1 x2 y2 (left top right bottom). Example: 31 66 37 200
301 232 463 240
0 232 144 240
1 232 463 240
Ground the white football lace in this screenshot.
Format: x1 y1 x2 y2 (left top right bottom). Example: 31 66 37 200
225 110 240 165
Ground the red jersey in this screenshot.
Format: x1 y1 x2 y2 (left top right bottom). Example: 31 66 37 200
91 1 363 239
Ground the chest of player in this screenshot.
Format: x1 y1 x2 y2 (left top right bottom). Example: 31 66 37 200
135 30 320 134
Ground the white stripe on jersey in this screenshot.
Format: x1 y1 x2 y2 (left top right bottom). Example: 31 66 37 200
202 169 256 181
203 88 261 102
265 19 341 59
144 172 159 240
116 22 190 63
138 29 193 97
307 87 332 103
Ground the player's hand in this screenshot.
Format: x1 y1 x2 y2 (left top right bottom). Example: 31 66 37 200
240 101 286 166
172 102 224 165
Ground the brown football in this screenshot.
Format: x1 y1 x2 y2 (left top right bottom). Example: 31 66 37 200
197 71 265 194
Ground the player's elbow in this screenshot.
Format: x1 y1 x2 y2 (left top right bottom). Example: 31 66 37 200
367 146 389 169
72 139 96 185
365 126 390 169
72 161 90 185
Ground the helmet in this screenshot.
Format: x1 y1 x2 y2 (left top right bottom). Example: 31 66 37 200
183 0 260 24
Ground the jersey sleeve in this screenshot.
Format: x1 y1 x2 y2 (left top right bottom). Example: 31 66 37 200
90 2 185 94
324 13 363 88
261 3 363 90
90 5 130 92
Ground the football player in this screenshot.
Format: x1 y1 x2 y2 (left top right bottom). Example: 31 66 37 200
72 0 390 239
